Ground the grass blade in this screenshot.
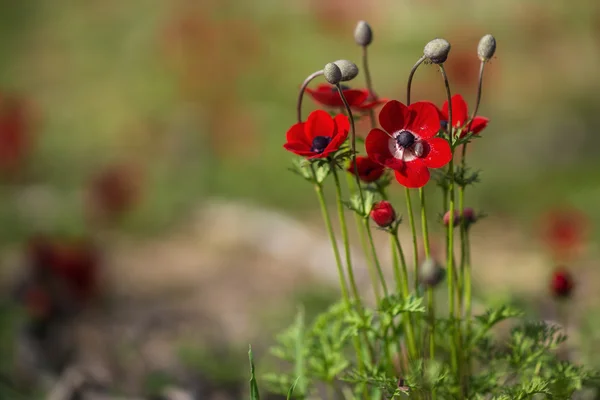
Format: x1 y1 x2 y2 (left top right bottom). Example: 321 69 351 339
248 345 260 400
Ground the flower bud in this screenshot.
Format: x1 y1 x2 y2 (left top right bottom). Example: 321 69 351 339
443 210 460 227
354 20 373 46
333 59 359 82
423 38 451 64
477 34 496 62
323 62 342 85
551 267 574 299
419 258 445 288
370 201 396 228
463 207 477 226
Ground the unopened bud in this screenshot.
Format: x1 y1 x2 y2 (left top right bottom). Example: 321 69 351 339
550 267 574 299
370 201 396 228
423 38 451 64
477 34 496 62
419 258 445 288
443 210 460 227
333 60 359 82
324 63 342 85
354 20 373 46
463 207 477 226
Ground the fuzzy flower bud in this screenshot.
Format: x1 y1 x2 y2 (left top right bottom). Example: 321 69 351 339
443 210 461 227
370 201 396 228
423 38 451 64
462 207 477 226
323 63 342 85
551 267 574 299
333 59 359 82
419 258 445 288
477 34 496 62
354 20 373 46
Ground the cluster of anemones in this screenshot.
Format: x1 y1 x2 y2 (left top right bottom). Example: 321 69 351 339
285 70 489 190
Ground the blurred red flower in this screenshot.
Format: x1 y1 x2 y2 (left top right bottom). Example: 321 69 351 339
305 84 387 112
347 156 385 183
284 110 349 159
365 100 451 188
27 235 102 306
540 207 589 261
0 95 36 176
550 267 574 299
87 163 142 222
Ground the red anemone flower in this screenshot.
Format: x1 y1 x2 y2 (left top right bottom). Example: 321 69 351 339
305 84 387 111
540 207 588 260
283 110 349 159
365 100 452 188
439 94 489 138
347 156 385 183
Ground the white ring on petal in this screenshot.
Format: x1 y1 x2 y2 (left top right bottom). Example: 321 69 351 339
388 130 420 162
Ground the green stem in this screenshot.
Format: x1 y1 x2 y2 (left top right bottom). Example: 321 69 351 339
361 45 378 130
392 232 418 361
332 167 362 303
404 188 419 292
314 168 368 379
347 175 382 303
313 182 350 304
364 218 389 298
438 65 460 376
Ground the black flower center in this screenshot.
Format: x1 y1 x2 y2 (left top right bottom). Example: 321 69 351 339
440 120 448 130
311 136 332 153
330 84 351 92
395 130 415 148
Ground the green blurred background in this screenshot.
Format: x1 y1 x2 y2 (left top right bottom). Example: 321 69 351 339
1 0 600 397
0 0 599 238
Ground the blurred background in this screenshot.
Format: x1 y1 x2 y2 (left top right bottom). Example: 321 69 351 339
0 0 600 398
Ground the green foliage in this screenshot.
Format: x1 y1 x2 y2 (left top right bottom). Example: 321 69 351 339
255 297 599 399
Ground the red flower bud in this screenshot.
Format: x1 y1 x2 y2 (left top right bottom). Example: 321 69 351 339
550 267 573 299
443 210 460 227
370 201 396 228
462 207 477 225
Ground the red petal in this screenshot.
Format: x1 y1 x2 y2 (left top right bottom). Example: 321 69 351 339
365 128 403 169
469 116 489 135
407 102 441 139
378 100 409 134
305 86 342 107
450 94 468 127
422 137 452 168
283 142 314 157
393 160 430 188
326 126 349 153
342 89 370 107
305 110 335 140
333 114 350 134
354 98 388 111
285 122 310 146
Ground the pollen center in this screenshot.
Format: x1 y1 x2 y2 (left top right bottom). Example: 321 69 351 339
395 130 415 148
311 136 332 154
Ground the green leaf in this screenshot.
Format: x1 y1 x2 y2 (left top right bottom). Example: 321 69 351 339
248 345 261 400
286 377 300 400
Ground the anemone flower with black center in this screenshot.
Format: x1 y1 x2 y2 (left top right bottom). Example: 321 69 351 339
438 94 489 137
305 83 387 111
365 100 452 188
283 110 349 159
347 156 385 183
